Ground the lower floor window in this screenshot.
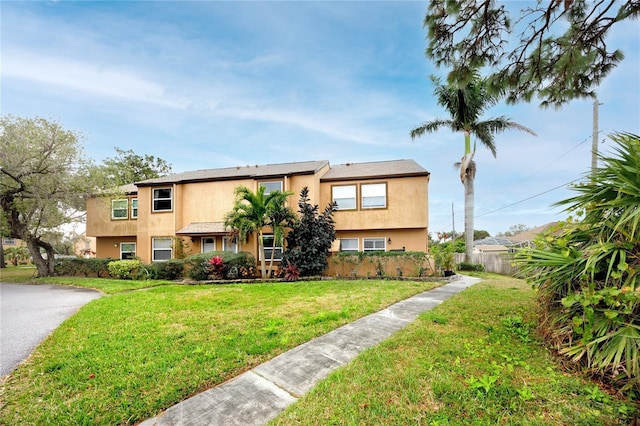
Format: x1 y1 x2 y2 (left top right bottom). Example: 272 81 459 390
363 237 386 252
120 242 136 259
261 235 282 261
152 237 172 261
223 236 238 253
339 238 359 252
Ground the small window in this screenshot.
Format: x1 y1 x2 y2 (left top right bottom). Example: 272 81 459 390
120 242 136 260
202 237 216 253
153 188 173 212
112 199 128 219
261 235 283 261
363 238 386 252
152 237 172 261
3 238 16 245
131 198 138 219
361 183 386 209
332 185 356 210
223 236 238 253
259 181 283 195
339 238 359 252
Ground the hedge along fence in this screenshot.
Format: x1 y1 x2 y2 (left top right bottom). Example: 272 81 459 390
329 251 436 278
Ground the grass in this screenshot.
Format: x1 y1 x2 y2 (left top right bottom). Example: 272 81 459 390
271 274 639 425
0 273 439 425
0 265 38 283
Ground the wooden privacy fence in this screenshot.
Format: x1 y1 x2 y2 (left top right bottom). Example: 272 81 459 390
454 252 518 275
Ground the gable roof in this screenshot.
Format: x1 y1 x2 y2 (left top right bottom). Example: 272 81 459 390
320 159 429 181
136 160 330 187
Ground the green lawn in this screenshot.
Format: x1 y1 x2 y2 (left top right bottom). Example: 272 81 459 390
0 273 439 425
271 274 638 425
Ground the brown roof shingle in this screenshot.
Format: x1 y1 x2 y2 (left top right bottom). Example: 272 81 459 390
136 160 329 186
320 159 429 181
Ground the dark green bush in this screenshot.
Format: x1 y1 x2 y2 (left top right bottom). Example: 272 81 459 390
148 260 185 280
456 262 485 272
185 251 256 280
55 258 113 277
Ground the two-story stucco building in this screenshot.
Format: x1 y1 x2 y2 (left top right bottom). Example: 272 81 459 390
86 159 430 269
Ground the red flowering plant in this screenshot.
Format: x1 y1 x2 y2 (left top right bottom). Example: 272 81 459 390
207 255 225 280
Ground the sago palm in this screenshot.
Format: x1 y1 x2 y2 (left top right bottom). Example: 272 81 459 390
411 73 536 262
224 185 293 278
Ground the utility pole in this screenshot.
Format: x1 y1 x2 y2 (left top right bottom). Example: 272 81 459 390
592 99 602 177
451 202 456 240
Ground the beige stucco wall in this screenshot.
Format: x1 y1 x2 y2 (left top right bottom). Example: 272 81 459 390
320 175 429 231
86 196 138 237
95 236 137 259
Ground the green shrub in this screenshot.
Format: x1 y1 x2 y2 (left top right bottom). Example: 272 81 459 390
516 132 640 395
185 251 256 280
457 262 485 272
55 258 113 277
108 259 143 280
331 251 433 278
144 259 185 281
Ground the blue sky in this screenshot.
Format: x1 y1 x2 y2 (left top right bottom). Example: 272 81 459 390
2 1 639 236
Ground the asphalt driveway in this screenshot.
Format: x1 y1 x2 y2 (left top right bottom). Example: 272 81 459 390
0 282 101 378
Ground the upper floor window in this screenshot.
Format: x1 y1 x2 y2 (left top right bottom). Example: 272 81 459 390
361 183 387 209
332 185 356 210
2 238 16 245
120 242 136 260
112 199 129 219
339 238 359 252
131 198 138 219
153 188 173 212
261 235 283 261
363 237 386 252
259 181 282 195
152 237 172 261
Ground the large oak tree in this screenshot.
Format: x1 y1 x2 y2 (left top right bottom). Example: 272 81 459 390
0 115 94 277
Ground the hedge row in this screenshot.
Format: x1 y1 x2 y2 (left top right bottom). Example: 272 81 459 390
54 251 257 281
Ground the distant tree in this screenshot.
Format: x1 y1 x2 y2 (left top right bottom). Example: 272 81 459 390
0 115 93 277
457 230 490 241
497 224 531 237
224 185 292 278
4 246 30 266
282 187 337 277
424 1 639 108
98 147 172 187
411 73 535 263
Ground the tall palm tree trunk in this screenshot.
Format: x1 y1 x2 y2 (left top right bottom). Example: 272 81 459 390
464 166 475 263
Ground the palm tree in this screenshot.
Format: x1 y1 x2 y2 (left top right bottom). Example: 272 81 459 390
224 185 293 278
266 199 297 275
411 73 536 262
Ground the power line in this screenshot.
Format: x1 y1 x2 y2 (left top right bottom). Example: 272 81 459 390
475 178 581 218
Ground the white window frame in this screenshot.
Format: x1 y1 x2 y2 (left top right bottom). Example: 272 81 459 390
361 183 387 209
332 185 356 210
259 181 283 195
152 187 173 212
152 237 173 261
223 236 238 253
363 237 386 252
339 238 359 252
201 237 216 253
261 235 283 261
120 242 136 260
111 199 129 220
131 198 138 219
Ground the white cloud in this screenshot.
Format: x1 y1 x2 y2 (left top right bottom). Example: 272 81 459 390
3 50 187 109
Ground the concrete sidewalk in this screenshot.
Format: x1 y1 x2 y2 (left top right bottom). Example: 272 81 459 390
140 275 482 426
